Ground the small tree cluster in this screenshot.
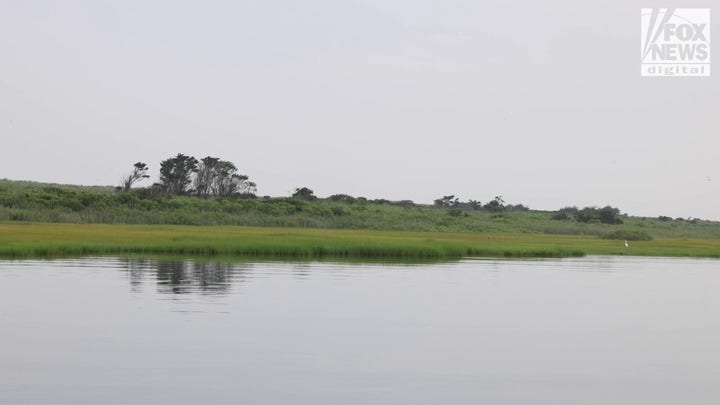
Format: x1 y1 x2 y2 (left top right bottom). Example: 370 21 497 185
551 206 578 220
552 206 624 224
434 195 460 208
194 157 256 198
575 206 623 224
119 154 255 197
434 195 513 212
483 196 505 213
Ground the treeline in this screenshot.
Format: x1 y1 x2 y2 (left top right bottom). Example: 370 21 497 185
119 154 256 198
117 156 628 228
433 195 529 213
117 157 534 215
431 195 628 225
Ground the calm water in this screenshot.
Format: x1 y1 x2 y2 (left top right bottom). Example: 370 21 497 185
1 256 719 404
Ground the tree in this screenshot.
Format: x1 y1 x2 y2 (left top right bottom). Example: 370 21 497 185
159 154 198 195
506 204 529 212
120 162 149 192
466 199 483 211
194 156 220 198
552 206 578 220
434 195 459 208
194 157 256 197
574 206 623 224
483 195 505 212
574 207 596 223
327 194 357 203
212 160 256 197
597 206 623 224
292 187 317 200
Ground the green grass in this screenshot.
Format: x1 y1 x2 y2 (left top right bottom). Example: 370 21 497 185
2 179 719 237
1 179 719 260
0 178 116 194
1 223 719 260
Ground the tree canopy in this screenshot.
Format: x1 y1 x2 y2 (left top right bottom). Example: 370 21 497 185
195 157 256 198
159 154 198 195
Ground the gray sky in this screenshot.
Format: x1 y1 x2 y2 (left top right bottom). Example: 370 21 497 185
1 0 718 219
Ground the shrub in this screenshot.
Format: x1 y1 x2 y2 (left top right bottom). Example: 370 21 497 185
292 187 317 201
575 206 623 224
600 230 653 241
552 206 578 220
448 208 463 217
331 207 347 216
327 194 356 203
394 200 416 208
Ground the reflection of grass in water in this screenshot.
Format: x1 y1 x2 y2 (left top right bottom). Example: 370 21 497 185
0 223 719 260
115 253 456 266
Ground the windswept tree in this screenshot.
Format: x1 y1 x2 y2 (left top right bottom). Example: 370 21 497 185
159 154 198 195
195 157 256 197
120 162 150 192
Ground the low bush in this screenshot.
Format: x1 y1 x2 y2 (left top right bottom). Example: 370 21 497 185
599 229 653 241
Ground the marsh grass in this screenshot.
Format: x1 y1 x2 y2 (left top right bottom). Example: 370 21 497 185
1 223 718 260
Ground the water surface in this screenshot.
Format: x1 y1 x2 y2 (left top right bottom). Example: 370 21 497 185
1 257 719 404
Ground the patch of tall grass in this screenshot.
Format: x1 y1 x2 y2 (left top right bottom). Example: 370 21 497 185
1 223 719 260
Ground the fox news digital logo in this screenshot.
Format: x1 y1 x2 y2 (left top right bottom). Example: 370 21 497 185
641 8 710 77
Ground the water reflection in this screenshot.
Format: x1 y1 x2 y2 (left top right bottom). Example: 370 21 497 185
113 257 443 295
2 256 720 404
105 256 629 295
118 258 252 295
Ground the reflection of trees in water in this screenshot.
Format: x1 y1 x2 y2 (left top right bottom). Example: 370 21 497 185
122 259 154 293
156 261 244 295
120 259 252 295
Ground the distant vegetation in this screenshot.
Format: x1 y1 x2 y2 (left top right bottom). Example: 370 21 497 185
0 177 718 240
119 154 256 198
600 229 653 241
551 206 624 224
0 153 717 240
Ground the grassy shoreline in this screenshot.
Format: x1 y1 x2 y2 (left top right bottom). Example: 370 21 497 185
1 223 719 260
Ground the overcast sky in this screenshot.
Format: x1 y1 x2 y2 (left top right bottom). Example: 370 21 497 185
1 0 717 219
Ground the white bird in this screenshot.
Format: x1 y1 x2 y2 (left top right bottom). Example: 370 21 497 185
624 240 629 247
